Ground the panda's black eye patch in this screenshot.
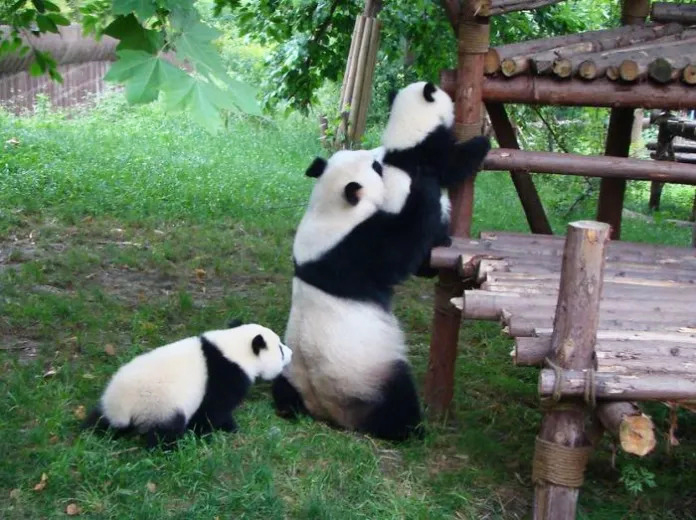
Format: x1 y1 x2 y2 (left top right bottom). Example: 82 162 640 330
252 334 267 355
372 161 383 176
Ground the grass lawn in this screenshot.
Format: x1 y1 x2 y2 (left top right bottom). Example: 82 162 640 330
1 98 695 519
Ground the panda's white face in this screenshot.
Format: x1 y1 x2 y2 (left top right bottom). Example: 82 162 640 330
206 324 292 381
293 150 385 264
382 81 454 151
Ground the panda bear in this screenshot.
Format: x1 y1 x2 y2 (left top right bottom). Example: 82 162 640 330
272 149 444 441
83 322 292 447
377 81 491 274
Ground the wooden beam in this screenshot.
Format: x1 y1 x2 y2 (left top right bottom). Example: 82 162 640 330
482 148 696 185
485 102 553 234
651 2 696 24
539 370 696 401
596 403 656 456
489 0 564 15
533 221 610 520
647 142 696 154
440 71 696 110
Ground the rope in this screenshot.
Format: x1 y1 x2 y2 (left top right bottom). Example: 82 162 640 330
532 437 593 488
544 357 597 408
458 20 489 54
544 357 564 402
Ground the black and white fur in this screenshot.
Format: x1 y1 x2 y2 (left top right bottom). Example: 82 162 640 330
377 81 491 275
272 149 443 441
84 323 292 447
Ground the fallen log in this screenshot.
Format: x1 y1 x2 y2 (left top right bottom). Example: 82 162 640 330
596 403 656 456
539 369 696 401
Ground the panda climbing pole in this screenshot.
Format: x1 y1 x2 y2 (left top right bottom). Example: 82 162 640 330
424 0 489 416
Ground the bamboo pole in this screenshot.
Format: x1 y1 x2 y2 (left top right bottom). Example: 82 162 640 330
482 148 696 185
347 16 374 143
533 221 610 520
353 20 381 142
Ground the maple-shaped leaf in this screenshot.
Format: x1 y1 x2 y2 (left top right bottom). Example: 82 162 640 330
163 76 235 132
103 14 163 54
172 21 227 81
112 0 157 20
105 50 184 104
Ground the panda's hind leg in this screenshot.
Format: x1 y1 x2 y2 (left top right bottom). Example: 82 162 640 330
143 412 187 449
272 374 310 419
358 361 424 442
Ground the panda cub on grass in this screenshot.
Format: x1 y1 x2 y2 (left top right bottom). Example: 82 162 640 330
84 322 292 447
377 81 491 274
272 149 444 441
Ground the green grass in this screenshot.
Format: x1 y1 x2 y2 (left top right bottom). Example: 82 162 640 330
1 97 695 519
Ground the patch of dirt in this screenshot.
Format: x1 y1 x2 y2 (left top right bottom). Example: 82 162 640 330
0 338 42 365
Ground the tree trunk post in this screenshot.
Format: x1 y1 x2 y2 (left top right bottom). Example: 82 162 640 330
533 221 610 520
649 119 674 212
596 0 649 239
424 1 489 417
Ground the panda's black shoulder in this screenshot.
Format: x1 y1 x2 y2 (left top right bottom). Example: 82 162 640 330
383 125 454 175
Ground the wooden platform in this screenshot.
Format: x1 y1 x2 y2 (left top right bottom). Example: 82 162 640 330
433 229 696 402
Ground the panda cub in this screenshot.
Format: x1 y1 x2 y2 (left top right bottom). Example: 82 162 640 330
84 322 292 447
272 149 444 441
377 81 491 273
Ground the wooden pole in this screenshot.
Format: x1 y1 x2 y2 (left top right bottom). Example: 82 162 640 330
440 71 696 110
596 402 656 456
482 148 696 185
651 2 696 24
425 1 489 417
648 119 673 212
485 102 553 234
533 221 610 520
596 0 649 240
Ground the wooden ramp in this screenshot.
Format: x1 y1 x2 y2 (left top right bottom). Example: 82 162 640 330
432 222 696 517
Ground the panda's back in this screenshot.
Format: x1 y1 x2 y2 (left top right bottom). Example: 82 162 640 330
286 278 406 402
101 337 207 429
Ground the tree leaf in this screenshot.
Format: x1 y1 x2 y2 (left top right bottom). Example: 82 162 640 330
112 0 157 20
105 51 181 104
36 14 59 34
225 78 261 116
172 21 226 80
162 76 234 132
103 14 163 54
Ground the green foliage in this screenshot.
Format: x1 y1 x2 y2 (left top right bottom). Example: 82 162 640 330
620 464 658 496
1 0 260 131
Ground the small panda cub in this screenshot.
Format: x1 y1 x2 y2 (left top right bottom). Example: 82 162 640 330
84 322 292 447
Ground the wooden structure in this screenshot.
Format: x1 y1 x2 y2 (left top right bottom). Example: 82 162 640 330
439 223 695 516
426 1 696 517
0 26 117 113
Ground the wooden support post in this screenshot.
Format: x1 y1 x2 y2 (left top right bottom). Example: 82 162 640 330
485 102 553 235
533 221 610 520
649 119 674 212
424 2 489 417
596 0 649 239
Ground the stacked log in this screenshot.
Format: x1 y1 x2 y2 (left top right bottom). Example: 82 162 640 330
651 2 696 25
473 22 696 87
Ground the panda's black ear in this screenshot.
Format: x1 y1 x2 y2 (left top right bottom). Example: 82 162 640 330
344 182 363 206
423 82 437 102
227 319 243 329
371 160 383 176
252 334 267 356
305 157 327 178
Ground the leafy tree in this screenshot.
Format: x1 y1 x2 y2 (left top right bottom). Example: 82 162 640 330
1 0 260 131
